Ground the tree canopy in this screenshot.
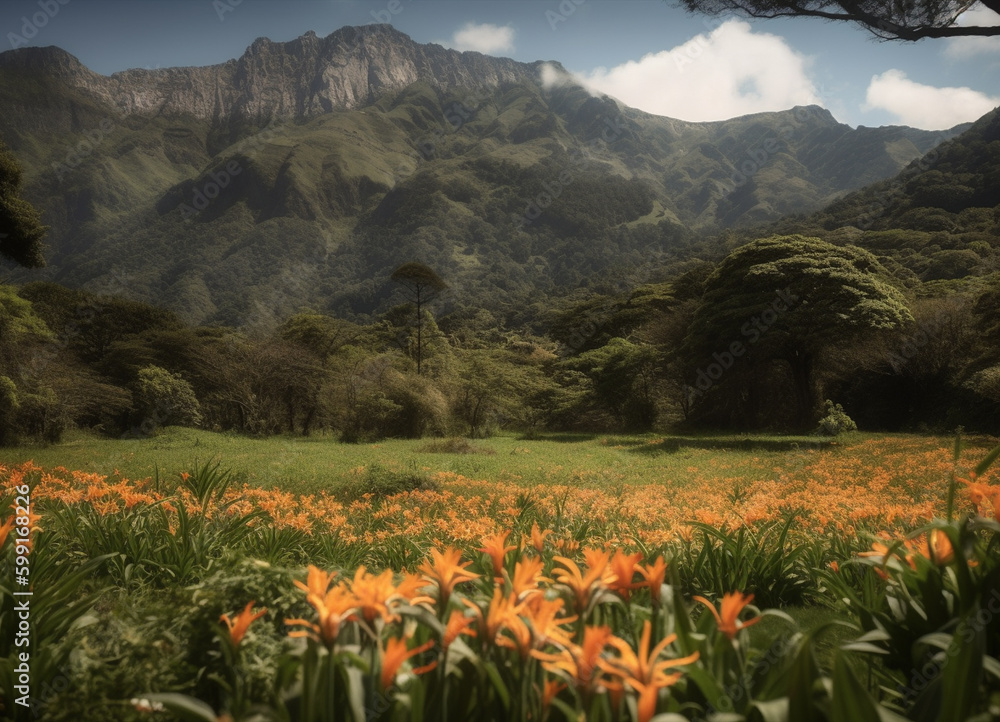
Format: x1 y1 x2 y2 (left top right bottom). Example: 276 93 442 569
0 141 47 268
684 235 912 429
673 1 1000 40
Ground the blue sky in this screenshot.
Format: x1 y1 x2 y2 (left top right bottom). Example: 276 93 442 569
1 0 998 130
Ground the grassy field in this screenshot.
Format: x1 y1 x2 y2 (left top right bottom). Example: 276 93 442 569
3 426 993 497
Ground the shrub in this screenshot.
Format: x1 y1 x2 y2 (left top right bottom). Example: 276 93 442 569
816 399 857 436
130 365 202 435
353 463 437 499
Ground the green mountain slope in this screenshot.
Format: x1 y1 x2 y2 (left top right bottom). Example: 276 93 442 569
768 107 999 284
0 25 968 325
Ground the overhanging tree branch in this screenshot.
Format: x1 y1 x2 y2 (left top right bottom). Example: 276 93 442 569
673 1 1000 40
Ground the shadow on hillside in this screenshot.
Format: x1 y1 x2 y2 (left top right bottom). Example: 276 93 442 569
629 437 839 455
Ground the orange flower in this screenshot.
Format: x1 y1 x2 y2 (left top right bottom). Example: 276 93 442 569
693 592 761 640
608 549 643 603
906 529 955 567
294 565 337 598
0 517 15 550
522 595 576 649
479 530 516 580
829 561 840 573
859 542 893 564
351 566 400 625
442 609 477 650
532 625 615 698
511 555 548 602
463 587 528 654
531 522 553 553
541 679 566 712
220 601 267 648
380 634 437 689
555 537 580 555
419 547 480 610
553 549 615 615
396 572 434 606
601 620 700 722
636 556 668 604
287 582 357 647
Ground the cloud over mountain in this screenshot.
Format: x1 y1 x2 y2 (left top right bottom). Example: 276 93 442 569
576 20 819 121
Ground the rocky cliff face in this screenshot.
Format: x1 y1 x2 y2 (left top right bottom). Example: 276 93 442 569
0 25 540 126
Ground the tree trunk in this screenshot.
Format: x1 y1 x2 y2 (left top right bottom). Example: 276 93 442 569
415 289 423 375
787 350 816 432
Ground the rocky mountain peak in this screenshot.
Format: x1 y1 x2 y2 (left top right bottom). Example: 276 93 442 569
0 25 540 127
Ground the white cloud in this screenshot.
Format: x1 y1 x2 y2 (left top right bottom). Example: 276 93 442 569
574 20 820 122
945 6 1000 59
447 22 515 54
540 62 575 90
864 69 1000 129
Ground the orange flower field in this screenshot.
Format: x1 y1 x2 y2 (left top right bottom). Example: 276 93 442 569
3 436 1000 721
3 437 997 551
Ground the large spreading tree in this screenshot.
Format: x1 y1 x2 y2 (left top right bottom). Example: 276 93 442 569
684 235 912 430
0 140 46 268
673 1 1000 40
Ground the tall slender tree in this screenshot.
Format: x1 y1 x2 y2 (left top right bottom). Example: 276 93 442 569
389 262 448 375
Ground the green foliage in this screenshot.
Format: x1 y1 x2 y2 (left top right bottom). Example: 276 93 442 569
816 401 858 436
131 365 203 434
561 338 661 430
685 235 912 430
0 139 46 267
676 519 813 607
352 463 437 499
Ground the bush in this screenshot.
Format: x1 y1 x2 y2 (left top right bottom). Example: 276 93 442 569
130 365 202 435
353 463 437 499
816 400 858 436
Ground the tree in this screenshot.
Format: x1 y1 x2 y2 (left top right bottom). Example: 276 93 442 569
389 262 448 375
673 0 1000 41
130 365 202 435
684 235 911 430
0 140 46 267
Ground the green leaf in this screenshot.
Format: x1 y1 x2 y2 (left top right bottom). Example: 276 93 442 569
140 693 219 722
830 654 881 722
482 661 510 711
974 443 1000 477
939 610 985 722
750 697 789 722
342 664 367 722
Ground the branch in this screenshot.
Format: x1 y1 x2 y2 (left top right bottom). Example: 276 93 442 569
676 0 1000 39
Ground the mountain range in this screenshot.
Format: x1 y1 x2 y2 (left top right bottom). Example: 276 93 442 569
0 24 979 326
